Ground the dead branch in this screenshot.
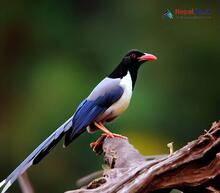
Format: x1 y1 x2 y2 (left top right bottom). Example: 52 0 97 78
65 121 220 193
18 172 35 193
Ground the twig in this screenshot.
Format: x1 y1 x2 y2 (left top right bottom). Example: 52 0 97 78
18 172 35 193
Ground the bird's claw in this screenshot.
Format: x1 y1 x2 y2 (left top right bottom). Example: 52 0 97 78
90 134 107 153
107 133 128 139
90 133 127 153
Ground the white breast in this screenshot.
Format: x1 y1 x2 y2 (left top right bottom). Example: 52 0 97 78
107 71 133 117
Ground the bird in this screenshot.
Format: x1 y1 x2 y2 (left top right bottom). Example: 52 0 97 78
0 49 157 193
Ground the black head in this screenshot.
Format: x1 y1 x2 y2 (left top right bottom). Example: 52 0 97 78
109 49 157 88
124 49 157 65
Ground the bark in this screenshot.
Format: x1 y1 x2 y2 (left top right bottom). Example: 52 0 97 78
18 172 35 193
65 121 220 193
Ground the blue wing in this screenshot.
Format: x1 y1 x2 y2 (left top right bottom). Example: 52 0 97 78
64 85 124 147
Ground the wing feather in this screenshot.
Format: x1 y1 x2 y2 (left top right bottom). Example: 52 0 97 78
64 85 124 146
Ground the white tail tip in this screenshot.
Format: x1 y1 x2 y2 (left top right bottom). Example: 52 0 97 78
1 181 11 193
0 179 6 188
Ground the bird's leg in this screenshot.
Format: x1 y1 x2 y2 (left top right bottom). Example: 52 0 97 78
90 122 127 150
94 122 127 139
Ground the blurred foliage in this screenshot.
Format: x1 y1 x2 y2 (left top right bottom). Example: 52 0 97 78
0 0 220 192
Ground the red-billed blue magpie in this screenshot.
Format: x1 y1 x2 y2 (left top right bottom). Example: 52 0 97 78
0 49 157 193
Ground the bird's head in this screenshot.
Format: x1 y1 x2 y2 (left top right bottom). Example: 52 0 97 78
123 49 157 68
109 49 157 87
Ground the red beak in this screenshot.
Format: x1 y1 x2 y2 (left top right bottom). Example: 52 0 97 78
138 53 158 61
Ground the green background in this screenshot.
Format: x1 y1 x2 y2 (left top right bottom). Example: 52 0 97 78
0 1 219 192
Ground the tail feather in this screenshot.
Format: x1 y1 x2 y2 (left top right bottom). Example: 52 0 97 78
0 116 73 193
64 127 86 148
0 180 5 188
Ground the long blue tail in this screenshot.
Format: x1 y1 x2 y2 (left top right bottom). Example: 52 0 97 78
0 116 73 193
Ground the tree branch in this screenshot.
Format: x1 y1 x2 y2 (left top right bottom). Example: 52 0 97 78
18 172 35 193
65 121 220 193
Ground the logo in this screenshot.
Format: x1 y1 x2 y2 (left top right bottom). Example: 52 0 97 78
163 8 212 20
163 9 174 19
175 8 212 16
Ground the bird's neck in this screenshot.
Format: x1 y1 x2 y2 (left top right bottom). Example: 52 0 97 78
129 68 138 89
108 62 127 79
108 62 139 89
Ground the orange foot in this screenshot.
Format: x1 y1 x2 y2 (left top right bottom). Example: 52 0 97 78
94 122 127 139
90 133 127 151
90 134 107 151
106 133 127 139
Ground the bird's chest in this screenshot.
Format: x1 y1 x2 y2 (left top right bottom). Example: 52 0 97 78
108 72 132 116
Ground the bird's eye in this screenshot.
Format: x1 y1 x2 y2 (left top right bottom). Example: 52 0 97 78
131 53 136 59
